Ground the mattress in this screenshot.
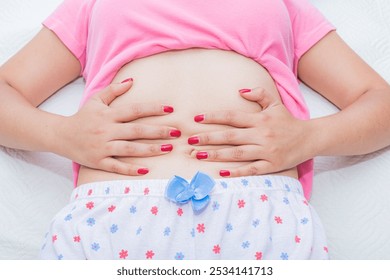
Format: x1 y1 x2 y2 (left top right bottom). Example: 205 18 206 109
1 0 390 259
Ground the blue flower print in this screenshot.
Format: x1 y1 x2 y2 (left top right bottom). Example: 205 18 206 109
252 219 260 228
225 223 233 232
221 181 228 189
190 228 195 238
241 241 250 249
164 227 171 236
64 214 72 221
241 179 249 186
280 252 289 260
136 227 142 235
301 217 309 225
105 187 110 194
284 184 291 192
91 242 100 251
174 252 185 260
265 179 272 188
110 224 119 233
212 201 220 211
283 197 289 205
129 206 137 214
57 254 64 260
87 218 96 227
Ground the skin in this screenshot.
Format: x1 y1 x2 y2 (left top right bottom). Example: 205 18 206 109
1 28 390 179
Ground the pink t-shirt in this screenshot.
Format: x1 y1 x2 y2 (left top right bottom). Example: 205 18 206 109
43 0 335 199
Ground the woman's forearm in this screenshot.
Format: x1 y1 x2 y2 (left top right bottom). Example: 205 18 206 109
0 80 66 153
308 87 390 158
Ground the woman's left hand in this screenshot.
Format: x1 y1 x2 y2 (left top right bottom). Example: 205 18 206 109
188 87 312 177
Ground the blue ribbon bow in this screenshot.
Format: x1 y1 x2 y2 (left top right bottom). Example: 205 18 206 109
165 172 215 212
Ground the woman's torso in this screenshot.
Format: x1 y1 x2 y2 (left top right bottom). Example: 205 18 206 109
77 49 298 185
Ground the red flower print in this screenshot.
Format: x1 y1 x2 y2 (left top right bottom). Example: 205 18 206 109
237 199 246 208
255 252 263 260
260 194 268 202
303 200 309 206
274 216 283 224
52 235 57 243
151 206 158 215
177 208 183 216
87 189 93 196
324 246 329 253
119 249 128 259
295 235 301 243
108 205 116 212
144 187 150 195
213 245 221 254
124 187 130 194
146 250 155 259
73 236 81 243
86 201 94 210
197 223 205 233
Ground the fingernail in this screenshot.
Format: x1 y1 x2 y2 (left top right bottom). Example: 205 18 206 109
137 168 149 175
121 78 133 83
169 129 181 138
196 151 208 160
161 144 173 152
188 136 200 145
239 88 251 94
163 106 174 113
194 114 205 122
219 170 231 177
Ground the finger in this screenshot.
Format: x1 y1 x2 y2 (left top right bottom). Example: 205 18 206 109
97 78 134 106
239 87 282 110
188 128 258 146
219 161 274 178
112 103 174 122
107 141 173 157
113 123 181 140
192 145 262 162
194 110 254 127
99 157 150 176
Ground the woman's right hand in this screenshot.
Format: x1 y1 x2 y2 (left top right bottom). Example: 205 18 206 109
58 79 180 175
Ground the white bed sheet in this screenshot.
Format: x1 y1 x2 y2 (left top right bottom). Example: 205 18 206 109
1 0 390 260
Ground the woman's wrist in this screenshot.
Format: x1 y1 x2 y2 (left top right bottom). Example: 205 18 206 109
47 113 78 160
304 116 333 158
31 109 69 156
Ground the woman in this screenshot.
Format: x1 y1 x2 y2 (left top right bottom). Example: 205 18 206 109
1 0 390 260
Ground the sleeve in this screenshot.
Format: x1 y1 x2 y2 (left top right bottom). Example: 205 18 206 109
283 0 336 66
42 0 95 72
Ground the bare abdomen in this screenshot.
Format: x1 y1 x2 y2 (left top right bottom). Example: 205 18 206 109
77 49 298 185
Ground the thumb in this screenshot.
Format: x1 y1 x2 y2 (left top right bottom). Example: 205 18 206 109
239 87 281 110
98 78 133 106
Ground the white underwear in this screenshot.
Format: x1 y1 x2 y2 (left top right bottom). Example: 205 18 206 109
40 174 329 260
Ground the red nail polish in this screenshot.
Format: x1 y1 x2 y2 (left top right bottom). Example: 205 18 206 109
169 129 181 137
220 170 231 177
194 114 205 122
161 144 173 152
188 136 200 145
137 168 149 175
163 106 174 113
121 78 133 83
239 88 252 94
196 151 208 160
